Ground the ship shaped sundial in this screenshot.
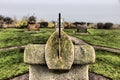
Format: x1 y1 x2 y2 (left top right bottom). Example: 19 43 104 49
45 13 74 70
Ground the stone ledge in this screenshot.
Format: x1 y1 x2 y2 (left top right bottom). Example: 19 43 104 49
24 44 46 64
24 44 95 65
29 65 89 80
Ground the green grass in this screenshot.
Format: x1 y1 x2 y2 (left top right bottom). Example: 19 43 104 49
0 49 29 80
0 28 120 49
65 29 120 49
0 48 119 80
89 49 120 80
0 28 120 79
0 28 54 48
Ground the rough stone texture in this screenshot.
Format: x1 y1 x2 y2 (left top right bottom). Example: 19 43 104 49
29 65 88 80
24 44 46 64
10 72 111 80
24 44 95 64
24 33 96 80
74 45 95 64
24 44 95 65
45 30 74 70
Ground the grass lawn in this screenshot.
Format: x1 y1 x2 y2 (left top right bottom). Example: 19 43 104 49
0 28 120 49
0 49 28 80
65 29 120 49
0 28 54 48
0 28 120 80
0 48 119 80
89 49 120 80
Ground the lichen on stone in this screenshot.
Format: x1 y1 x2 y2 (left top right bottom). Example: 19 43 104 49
24 44 46 64
74 45 96 64
45 30 74 70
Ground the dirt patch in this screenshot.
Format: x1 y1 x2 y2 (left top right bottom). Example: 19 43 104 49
9 73 29 80
0 45 26 52
89 72 112 80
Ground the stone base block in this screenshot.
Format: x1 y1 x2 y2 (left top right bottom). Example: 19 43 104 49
29 65 88 80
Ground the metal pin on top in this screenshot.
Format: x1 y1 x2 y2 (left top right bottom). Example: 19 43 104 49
59 13 61 38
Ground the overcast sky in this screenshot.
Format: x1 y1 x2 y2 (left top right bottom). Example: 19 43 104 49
0 0 120 23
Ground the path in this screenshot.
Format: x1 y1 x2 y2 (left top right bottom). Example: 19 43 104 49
93 45 120 54
0 36 120 55
0 45 26 52
70 36 120 54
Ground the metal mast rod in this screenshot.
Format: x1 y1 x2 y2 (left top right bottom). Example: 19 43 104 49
59 13 61 38
58 13 61 59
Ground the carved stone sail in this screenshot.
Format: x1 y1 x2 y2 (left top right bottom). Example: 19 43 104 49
45 30 74 70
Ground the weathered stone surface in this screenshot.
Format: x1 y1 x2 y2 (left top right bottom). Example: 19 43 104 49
74 45 95 64
24 44 45 64
29 65 88 80
24 44 95 65
45 30 74 70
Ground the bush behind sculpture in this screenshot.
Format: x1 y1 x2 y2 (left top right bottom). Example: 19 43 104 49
104 23 113 29
97 22 113 29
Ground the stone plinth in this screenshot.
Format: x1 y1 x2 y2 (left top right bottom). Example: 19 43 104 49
24 44 95 65
29 65 88 80
24 29 95 80
24 44 95 80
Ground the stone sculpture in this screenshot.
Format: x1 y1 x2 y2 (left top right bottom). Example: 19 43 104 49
24 13 95 80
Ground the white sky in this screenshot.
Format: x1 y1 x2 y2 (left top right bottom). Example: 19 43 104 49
0 0 120 23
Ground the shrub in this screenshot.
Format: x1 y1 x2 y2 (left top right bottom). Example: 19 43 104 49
97 23 104 29
0 15 4 20
104 23 113 29
87 23 91 26
3 17 13 24
73 22 86 26
79 22 86 25
40 22 48 28
28 16 36 24
0 15 4 27
48 21 55 28
64 22 73 28
16 20 28 28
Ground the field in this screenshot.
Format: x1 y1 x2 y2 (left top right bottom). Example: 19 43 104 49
0 28 120 80
1 28 120 49
0 28 54 48
65 29 120 49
